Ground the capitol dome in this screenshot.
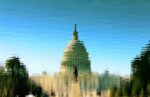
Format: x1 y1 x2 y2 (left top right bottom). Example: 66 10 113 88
61 25 91 74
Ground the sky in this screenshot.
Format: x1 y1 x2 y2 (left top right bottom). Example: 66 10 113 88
0 0 150 76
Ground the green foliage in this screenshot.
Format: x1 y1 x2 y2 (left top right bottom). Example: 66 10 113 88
147 83 150 95
30 81 43 97
114 88 122 97
110 41 150 97
0 56 29 97
42 93 49 97
110 86 117 97
131 41 150 96
0 56 43 97
122 81 131 96
131 77 141 95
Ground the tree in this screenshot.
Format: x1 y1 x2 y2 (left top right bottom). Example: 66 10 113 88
147 83 150 96
30 80 43 97
122 81 131 97
110 86 117 97
131 41 150 96
0 56 44 97
4 56 29 97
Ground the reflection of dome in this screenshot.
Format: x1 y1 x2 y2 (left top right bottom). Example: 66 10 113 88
61 25 91 74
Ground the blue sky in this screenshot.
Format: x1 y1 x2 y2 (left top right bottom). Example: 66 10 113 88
0 0 150 75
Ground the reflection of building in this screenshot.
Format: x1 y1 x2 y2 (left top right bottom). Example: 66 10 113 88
53 25 99 97
53 72 98 97
31 25 99 97
98 70 121 97
61 25 91 74
99 70 120 91
31 74 53 95
30 25 128 97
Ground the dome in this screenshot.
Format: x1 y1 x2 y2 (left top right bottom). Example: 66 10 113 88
61 25 91 74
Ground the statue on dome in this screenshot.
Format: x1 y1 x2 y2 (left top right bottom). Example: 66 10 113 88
73 64 78 82
73 24 78 40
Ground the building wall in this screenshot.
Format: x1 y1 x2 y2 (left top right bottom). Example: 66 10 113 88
31 72 99 97
98 70 121 91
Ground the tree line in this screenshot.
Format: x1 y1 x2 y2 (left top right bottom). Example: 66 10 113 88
110 41 150 97
0 56 43 97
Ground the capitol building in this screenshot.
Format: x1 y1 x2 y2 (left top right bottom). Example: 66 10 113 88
61 25 91 74
31 25 124 97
